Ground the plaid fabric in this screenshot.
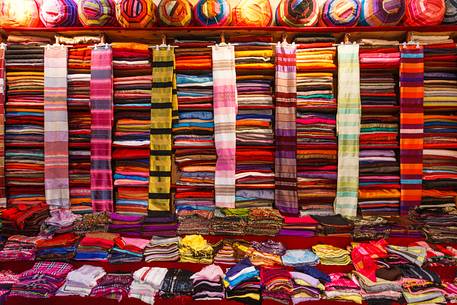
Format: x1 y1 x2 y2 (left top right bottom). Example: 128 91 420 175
20 261 73 278
335 44 361 217
90 46 114 212
149 48 177 214
212 44 237 208
274 44 298 215
44 46 70 209
399 45 424 215
0 46 5 208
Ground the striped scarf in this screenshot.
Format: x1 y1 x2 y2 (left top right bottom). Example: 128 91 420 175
44 46 70 209
0 46 5 208
90 46 114 212
274 44 298 215
149 48 177 214
212 44 237 208
335 44 361 217
399 45 424 215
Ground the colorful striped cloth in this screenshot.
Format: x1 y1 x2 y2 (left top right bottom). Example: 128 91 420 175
399 45 424 215
212 44 237 208
193 0 232 26
444 0 457 23
0 46 5 208
232 0 273 26
320 0 361 26
78 0 116 26
158 0 193 26
115 0 157 28
40 0 78 27
359 0 405 26
276 0 320 26
90 46 114 212
335 44 361 217
44 46 70 209
275 44 298 215
404 0 445 25
149 48 177 214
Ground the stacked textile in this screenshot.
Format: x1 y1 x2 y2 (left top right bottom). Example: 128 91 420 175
290 269 326 303
312 214 353 236
160 268 194 297
144 236 180 262
35 232 79 261
295 35 337 216
108 212 143 236
312 244 351 265
179 234 213 264
233 36 275 209
402 278 446 304
74 232 119 261
90 273 133 302
353 271 402 302
409 206 457 243
0 270 20 300
73 212 110 234
177 207 213 235
141 215 178 238
324 272 362 303
248 240 285 266
260 267 293 304
282 249 319 266
279 215 318 237
9 261 73 298
224 258 261 304
213 240 238 266
130 267 167 304
174 38 216 232
424 114 457 147
211 208 247 235
57 265 106 296
112 43 152 217
0 235 43 261
191 264 225 300
358 39 401 217
5 36 49 207
1 204 49 236
349 216 393 240
245 208 283 236
109 236 149 263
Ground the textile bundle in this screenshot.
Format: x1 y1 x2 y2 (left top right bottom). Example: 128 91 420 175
0 0 41 27
359 0 405 26
191 265 225 300
294 35 337 216
444 0 457 22
232 0 273 26
319 0 361 26
39 0 79 27
115 0 158 28
78 0 116 26
276 0 320 26
193 0 232 26
158 0 193 26
112 42 151 217
403 0 445 25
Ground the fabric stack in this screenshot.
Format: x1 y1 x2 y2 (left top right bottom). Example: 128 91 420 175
74 232 119 261
424 114 457 147
4 36 49 207
9 261 73 298
57 265 106 296
108 212 143 236
73 212 110 234
248 240 284 266
279 215 318 237
213 239 238 266
191 264 225 301
353 271 402 303
233 36 275 209
312 214 353 236
260 267 293 304
211 208 248 235
0 235 42 261
109 236 149 263
290 268 327 303
324 272 362 303
141 215 178 238
112 43 152 217
312 244 351 265
35 232 79 261
144 236 180 262
177 207 213 235
402 278 446 304
409 206 457 243
179 234 213 264
1 204 49 236
130 267 167 305
224 258 261 304
294 35 337 216
160 268 194 298
282 249 319 266
173 38 216 234
245 208 283 236
90 273 133 302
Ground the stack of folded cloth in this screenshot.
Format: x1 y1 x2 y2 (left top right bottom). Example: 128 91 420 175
57 265 106 296
312 244 351 265
109 236 149 263
141 215 178 238
0 270 20 299
409 206 457 243
10 261 73 298
74 232 119 261
279 215 318 237
179 234 213 264
424 114 457 147
39 209 81 237
130 267 167 305
211 208 248 235
245 208 283 236
295 35 337 216
90 272 133 302
73 212 110 234
144 236 180 262
108 212 143 236
224 258 261 304
282 249 319 267
324 273 361 303
289 268 327 303
353 271 402 303
386 244 427 266
312 214 353 236
232 36 275 209
4 35 49 207
1 204 49 236
349 216 393 241
0 235 43 261
35 232 80 261
443 281 457 302
359 149 401 216
174 38 216 223
360 114 398 147
248 240 284 267
191 264 225 301
260 267 294 304
402 278 446 305
213 239 238 266
112 42 152 217
160 268 194 298
177 206 214 235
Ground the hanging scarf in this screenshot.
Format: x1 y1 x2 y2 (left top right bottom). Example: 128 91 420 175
0 46 5 208
44 45 70 209
275 43 298 215
399 45 424 215
212 44 237 208
335 44 361 217
90 46 114 212
149 48 177 215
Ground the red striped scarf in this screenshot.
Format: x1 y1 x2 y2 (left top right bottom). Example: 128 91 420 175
90 46 114 212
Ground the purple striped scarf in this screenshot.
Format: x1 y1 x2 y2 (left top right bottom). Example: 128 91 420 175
212 44 237 208
44 46 70 209
90 46 114 212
